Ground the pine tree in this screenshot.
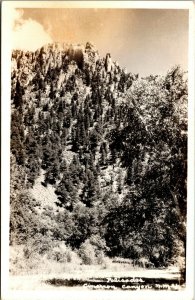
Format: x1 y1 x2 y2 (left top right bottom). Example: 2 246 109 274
13 79 24 108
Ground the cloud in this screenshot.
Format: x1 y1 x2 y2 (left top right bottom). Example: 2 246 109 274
11 7 24 28
12 9 52 51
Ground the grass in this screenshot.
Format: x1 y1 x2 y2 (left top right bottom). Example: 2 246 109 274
9 265 183 291
9 244 139 277
9 245 184 291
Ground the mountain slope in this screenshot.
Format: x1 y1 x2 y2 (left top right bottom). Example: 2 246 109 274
10 42 187 268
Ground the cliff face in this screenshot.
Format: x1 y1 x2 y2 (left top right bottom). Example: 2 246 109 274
10 42 187 267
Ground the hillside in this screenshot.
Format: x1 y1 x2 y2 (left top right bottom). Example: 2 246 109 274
10 41 187 272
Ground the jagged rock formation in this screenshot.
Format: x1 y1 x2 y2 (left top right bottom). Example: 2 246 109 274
10 41 187 268
105 53 113 73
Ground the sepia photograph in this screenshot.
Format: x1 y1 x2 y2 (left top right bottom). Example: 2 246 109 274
1 1 194 300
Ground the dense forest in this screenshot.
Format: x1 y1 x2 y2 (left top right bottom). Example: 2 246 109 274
10 42 187 271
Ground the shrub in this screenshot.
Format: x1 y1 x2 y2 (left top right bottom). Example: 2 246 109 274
88 234 109 253
78 238 108 265
9 245 44 275
78 240 97 265
9 245 26 275
96 250 107 265
10 242 82 275
23 234 53 256
48 243 81 264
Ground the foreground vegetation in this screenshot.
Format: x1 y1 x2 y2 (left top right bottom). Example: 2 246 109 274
10 245 184 291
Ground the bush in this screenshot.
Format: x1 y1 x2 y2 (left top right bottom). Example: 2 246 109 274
78 240 97 265
88 234 109 253
9 242 82 275
9 245 26 274
23 234 53 257
48 243 81 264
96 250 107 265
9 245 45 275
78 238 108 265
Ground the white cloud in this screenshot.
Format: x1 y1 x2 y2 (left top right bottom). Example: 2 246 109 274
11 7 24 28
12 8 52 51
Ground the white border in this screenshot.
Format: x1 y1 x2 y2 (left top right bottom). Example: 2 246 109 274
1 0 12 298
186 2 195 299
1 1 193 9
1 1 194 300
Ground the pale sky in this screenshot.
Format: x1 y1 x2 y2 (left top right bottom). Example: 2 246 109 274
12 8 188 77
